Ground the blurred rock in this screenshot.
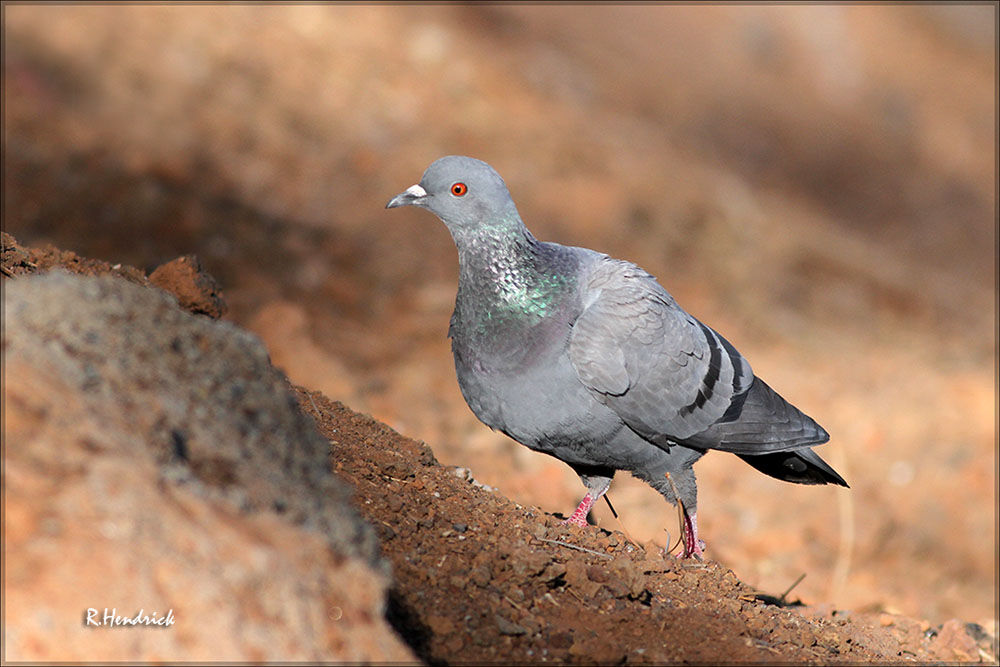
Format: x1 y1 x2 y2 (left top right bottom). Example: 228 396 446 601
149 254 226 318
1 230 34 275
3 232 226 319
2 272 413 662
930 619 985 662
1 230 148 285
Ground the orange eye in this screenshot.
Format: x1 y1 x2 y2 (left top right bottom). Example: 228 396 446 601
451 182 468 196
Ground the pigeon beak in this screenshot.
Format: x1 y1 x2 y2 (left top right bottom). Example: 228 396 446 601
386 184 428 209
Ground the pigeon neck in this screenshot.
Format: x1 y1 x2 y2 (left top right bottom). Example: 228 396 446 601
452 220 565 323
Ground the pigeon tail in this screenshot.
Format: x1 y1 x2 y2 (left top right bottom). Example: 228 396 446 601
737 447 849 487
687 377 830 454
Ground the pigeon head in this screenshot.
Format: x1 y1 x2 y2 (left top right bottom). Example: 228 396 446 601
386 156 522 234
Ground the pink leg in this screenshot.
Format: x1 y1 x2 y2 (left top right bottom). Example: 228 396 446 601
562 477 612 527
678 510 706 560
562 492 598 527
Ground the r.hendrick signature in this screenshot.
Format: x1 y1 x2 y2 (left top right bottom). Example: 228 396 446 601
85 608 175 628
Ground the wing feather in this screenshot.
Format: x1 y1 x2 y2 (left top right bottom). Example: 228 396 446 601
568 258 751 442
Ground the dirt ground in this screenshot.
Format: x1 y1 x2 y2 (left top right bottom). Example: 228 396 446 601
3 3 997 658
297 384 995 664
3 228 997 663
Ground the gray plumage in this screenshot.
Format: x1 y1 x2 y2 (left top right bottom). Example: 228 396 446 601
387 156 847 558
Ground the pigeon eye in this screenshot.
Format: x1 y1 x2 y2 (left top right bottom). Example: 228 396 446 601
451 182 468 197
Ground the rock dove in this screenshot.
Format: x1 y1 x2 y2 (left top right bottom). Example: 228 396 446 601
387 156 847 559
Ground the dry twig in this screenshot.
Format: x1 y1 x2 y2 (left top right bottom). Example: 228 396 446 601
538 537 613 560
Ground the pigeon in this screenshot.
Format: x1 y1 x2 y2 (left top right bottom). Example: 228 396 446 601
387 156 847 559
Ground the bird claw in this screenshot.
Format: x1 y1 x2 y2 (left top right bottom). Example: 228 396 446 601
561 514 589 528
561 491 598 527
679 539 706 560
667 540 706 560
666 508 706 559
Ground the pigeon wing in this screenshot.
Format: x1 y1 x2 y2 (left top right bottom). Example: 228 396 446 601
568 258 754 443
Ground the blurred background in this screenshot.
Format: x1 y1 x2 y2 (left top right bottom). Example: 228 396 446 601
4 4 995 629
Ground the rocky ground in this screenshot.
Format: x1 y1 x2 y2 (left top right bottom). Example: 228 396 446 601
2 3 996 663
3 238 411 661
3 233 996 662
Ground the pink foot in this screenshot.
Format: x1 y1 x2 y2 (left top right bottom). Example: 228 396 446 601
562 477 612 528
562 492 595 527
674 511 706 560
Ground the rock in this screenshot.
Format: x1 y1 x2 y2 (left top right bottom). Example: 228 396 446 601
931 619 981 662
495 615 528 636
148 254 226 318
427 614 455 635
586 565 610 584
2 272 413 662
468 565 492 588
1 230 33 274
563 560 603 598
2 232 225 320
1 230 147 284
